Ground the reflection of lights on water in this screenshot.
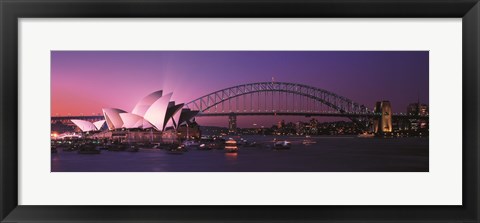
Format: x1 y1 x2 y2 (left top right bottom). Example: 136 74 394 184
225 152 238 161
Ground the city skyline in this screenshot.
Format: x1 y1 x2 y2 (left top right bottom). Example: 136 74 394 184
51 51 429 127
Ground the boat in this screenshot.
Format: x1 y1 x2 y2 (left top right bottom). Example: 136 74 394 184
357 132 375 138
198 143 214 150
108 143 127 151
126 144 139 152
237 138 248 146
224 138 239 153
62 144 79 152
96 145 110 150
77 144 101 154
167 144 186 154
274 141 291 150
182 140 200 148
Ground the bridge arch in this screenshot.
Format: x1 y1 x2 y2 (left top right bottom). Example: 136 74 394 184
184 82 370 115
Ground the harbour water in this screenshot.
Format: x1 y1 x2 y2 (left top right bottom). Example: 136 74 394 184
51 135 428 172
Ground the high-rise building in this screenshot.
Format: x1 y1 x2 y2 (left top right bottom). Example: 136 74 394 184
419 104 428 116
407 103 429 116
406 102 429 131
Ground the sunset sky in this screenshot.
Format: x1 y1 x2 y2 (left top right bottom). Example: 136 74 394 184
51 51 428 127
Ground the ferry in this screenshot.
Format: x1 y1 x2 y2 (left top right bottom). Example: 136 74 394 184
224 138 239 153
167 144 187 154
274 141 291 150
183 140 200 148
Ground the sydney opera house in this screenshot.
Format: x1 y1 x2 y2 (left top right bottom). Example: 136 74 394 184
69 90 199 142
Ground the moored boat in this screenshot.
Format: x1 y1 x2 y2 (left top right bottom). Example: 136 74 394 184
77 143 101 154
167 144 186 154
182 140 200 149
108 143 127 151
126 144 139 152
274 141 291 150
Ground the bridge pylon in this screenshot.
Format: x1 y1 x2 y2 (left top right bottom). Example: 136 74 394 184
373 101 393 135
228 113 237 133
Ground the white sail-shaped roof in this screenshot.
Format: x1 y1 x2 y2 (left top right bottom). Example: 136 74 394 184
71 119 97 132
120 113 149 129
143 92 173 131
102 108 127 130
131 90 163 117
142 119 153 129
98 90 197 131
93 120 106 130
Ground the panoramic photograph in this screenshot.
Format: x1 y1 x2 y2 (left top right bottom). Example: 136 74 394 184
51 51 429 172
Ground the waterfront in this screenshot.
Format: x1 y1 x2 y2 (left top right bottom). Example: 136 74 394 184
51 135 428 172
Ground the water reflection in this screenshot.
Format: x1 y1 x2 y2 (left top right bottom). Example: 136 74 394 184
51 135 429 172
224 152 238 162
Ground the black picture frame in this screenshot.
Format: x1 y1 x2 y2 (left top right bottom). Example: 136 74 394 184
1 0 479 222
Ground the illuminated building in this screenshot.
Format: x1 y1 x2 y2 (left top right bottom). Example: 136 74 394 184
407 102 429 131
407 102 428 116
71 90 196 133
408 102 429 119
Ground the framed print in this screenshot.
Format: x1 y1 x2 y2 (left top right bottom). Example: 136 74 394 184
1 0 479 222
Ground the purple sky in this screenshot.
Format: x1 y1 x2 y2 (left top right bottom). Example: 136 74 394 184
51 51 429 127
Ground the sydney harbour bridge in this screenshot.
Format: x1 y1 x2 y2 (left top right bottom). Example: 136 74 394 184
51 82 426 131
